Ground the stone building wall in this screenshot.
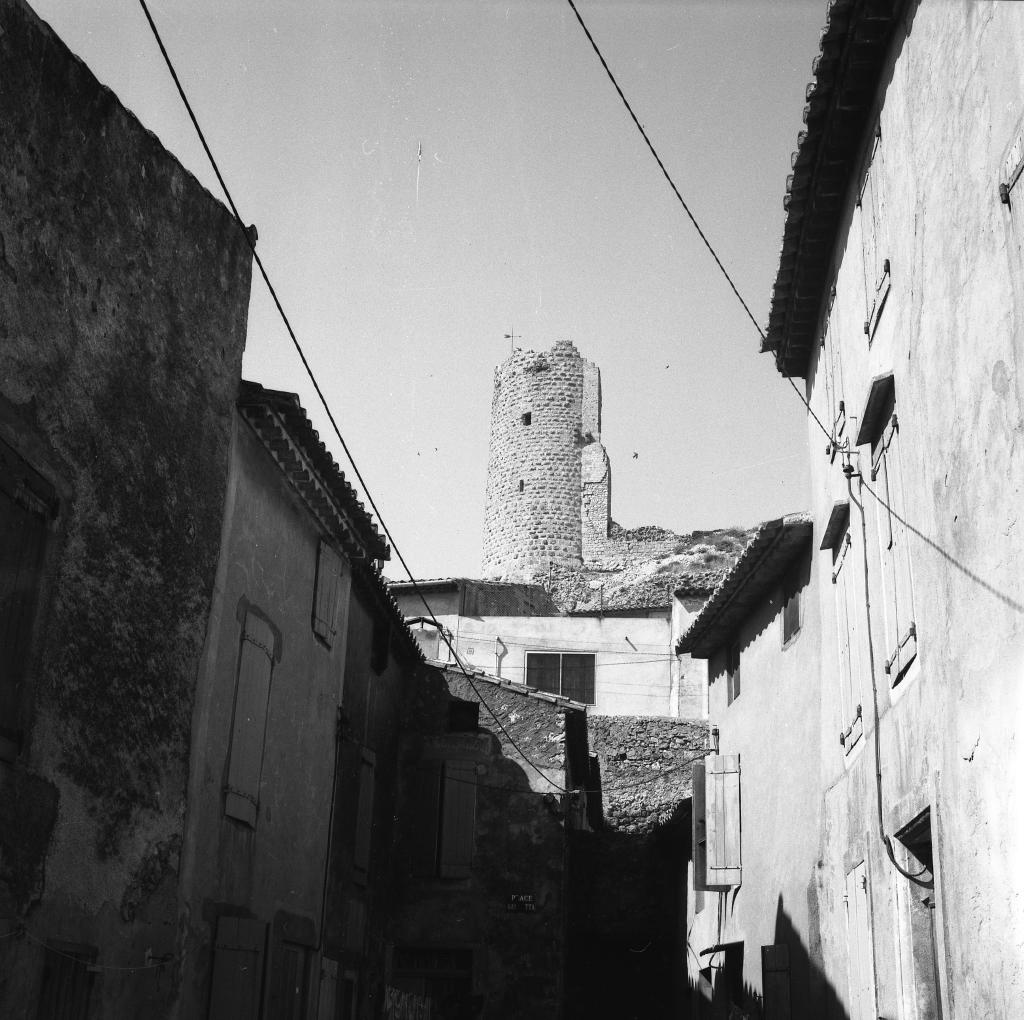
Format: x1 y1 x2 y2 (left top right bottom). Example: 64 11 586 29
482 340 604 580
481 339 695 581
0 0 253 1014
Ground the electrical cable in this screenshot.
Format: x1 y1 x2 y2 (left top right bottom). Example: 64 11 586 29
137 0 570 796
13 924 192 973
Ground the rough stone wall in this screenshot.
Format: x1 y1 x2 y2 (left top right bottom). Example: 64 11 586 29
0 1 252 1013
587 716 706 834
391 666 584 1019
482 340 607 580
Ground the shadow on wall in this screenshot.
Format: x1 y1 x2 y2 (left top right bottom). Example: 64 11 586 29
688 895 850 1020
566 786 691 1020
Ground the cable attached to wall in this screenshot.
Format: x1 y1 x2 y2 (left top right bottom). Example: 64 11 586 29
846 465 933 889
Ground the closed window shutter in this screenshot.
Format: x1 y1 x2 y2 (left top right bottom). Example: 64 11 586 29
208 917 267 1020
312 541 343 645
36 942 96 1020
874 416 917 684
692 760 709 892
705 753 741 887
225 613 275 827
831 522 864 745
439 760 476 878
844 861 877 1020
270 941 312 1020
411 761 442 877
353 750 376 878
0 440 53 758
762 943 792 1020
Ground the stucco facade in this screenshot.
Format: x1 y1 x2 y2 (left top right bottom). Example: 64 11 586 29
788 3 1024 1016
393 579 684 717
681 2 1024 1018
176 405 351 1018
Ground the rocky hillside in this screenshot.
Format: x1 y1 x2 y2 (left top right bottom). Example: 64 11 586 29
547 524 753 613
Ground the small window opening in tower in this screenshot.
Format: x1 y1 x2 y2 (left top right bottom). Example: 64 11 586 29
521 412 532 426
519 480 525 493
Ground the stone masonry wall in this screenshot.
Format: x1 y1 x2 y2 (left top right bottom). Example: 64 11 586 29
482 340 604 580
0 2 252 1013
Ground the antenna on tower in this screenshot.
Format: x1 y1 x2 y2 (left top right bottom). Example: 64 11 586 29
503 328 522 354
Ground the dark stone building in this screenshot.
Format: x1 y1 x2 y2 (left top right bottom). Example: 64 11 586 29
567 716 708 1020
0 0 253 1014
388 664 591 1020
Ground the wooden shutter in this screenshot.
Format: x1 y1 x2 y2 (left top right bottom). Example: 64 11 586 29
208 917 267 1020
225 613 275 827
269 940 312 1020
36 942 96 1020
317 957 340 1020
833 519 867 752
873 414 917 684
762 943 792 1020
0 439 53 759
411 761 442 877
353 749 376 879
705 754 741 887
692 759 709 892
439 760 476 878
312 541 343 645
844 861 877 1020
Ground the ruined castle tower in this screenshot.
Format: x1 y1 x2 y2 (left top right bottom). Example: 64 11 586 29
481 340 612 580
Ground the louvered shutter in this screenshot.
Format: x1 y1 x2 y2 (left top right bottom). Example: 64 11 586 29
705 754 741 887
762 943 791 1020
411 761 442 877
692 760 709 892
833 527 863 744
312 541 343 645
353 749 376 880
439 760 476 878
225 613 275 826
208 917 267 1020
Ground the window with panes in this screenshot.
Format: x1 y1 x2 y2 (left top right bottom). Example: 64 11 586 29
525 651 594 704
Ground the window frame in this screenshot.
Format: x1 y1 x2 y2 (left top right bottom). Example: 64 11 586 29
524 650 595 704
725 642 741 705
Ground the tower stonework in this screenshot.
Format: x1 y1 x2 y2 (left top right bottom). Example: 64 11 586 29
482 340 611 581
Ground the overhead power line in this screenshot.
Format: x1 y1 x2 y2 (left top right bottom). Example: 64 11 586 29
136 0 574 795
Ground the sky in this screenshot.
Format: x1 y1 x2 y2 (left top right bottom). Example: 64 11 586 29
30 0 826 579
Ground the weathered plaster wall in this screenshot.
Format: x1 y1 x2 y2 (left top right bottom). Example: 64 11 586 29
685 550 825 1017
800 3 1024 1016
0 0 252 1014
421 612 674 716
174 416 346 1018
390 667 581 1020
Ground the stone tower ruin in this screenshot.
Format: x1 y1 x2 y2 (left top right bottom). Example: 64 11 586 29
481 340 612 581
